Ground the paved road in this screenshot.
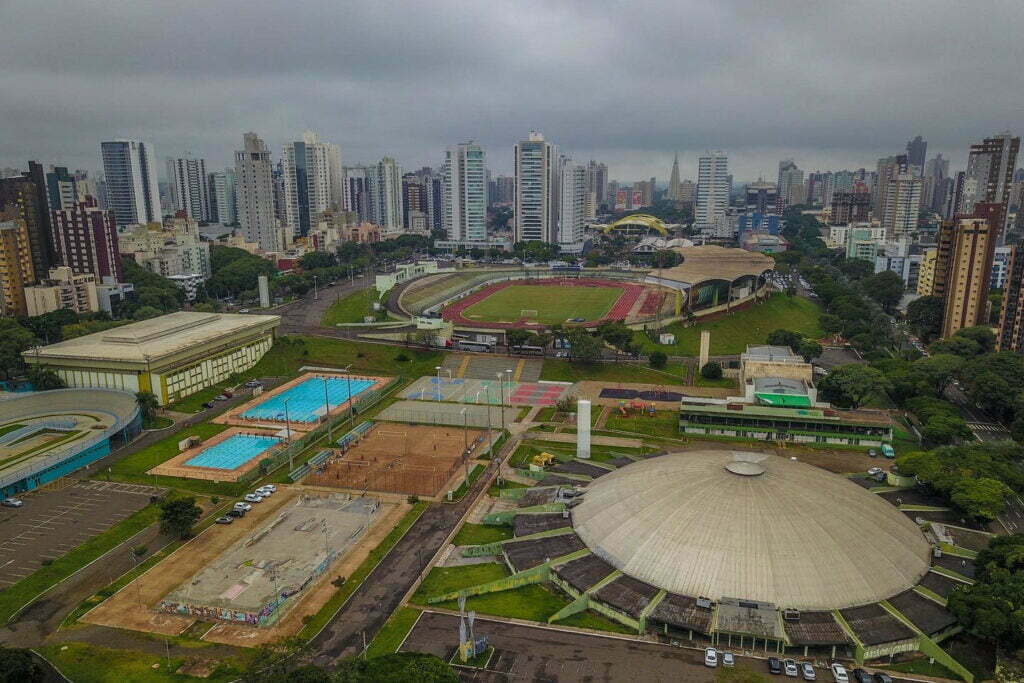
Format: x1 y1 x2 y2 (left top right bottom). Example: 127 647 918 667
278 276 375 336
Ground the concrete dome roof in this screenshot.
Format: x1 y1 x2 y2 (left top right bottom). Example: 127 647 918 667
572 451 930 610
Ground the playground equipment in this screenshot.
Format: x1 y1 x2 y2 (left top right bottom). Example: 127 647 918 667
618 400 657 417
529 452 557 472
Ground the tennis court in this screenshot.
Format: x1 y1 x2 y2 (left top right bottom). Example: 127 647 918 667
401 376 569 406
184 433 281 469
241 376 375 423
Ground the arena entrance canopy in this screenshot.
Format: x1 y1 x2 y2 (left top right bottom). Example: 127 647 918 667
601 214 669 236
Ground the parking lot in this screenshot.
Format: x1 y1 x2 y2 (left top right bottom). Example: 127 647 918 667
402 611 917 683
0 480 162 587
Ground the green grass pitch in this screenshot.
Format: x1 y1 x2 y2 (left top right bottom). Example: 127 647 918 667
461 284 624 324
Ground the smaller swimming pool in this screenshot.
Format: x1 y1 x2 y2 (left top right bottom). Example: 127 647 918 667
185 434 281 470
241 376 376 423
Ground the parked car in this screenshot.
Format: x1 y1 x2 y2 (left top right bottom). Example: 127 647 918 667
244 494 264 503
722 652 735 668
260 484 277 492
1 498 24 507
245 380 262 388
227 509 246 518
214 394 229 401
868 449 878 457
704 648 718 668
768 657 783 675
872 674 893 683
215 516 234 524
830 663 849 682
801 662 816 680
233 502 252 511
784 659 799 677
203 401 215 409
256 487 274 497
851 670 874 683
239 308 250 313
867 467 882 476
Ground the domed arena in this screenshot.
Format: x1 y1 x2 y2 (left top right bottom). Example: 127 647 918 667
572 450 931 610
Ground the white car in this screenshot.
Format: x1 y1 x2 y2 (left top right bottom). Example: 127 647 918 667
233 502 252 511
244 493 264 503
801 662 816 680
830 663 849 682
722 652 735 667
260 484 277 492
1 497 23 507
704 648 718 668
867 467 883 476
784 659 799 677
256 488 274 497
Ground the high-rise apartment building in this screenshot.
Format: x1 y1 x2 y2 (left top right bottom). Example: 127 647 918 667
745 181 778 215
45 166 80 211
281 131 342 237
695 151 729 231
830 189 871 225
905 136 927 175
776 159 804 211
959 131 1019 242
234 132 281 251
514 132 558 242
366 157 404 231
916 248 938 296
442 142 487 243
874 155 909 219
558 160 587 253
934 214 994 338
50 199 122 281
208 169 236 225
0 171 53 279
342 166 371 222
403 173 428 231
679 179 696 206
100 139 161 226
587 161 608 206
493 176 515 205
166 157 210 222
0 214 35 317
24 267 99 317
881 174 922 239
997 242 1024 352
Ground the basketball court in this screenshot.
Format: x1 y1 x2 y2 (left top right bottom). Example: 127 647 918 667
304 423 486 498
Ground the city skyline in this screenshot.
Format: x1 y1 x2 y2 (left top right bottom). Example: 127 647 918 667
2 2 1022 181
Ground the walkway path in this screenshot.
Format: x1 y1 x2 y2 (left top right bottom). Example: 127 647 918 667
525 431 644 449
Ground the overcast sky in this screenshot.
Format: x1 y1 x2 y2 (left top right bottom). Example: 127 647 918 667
2 1 1022 184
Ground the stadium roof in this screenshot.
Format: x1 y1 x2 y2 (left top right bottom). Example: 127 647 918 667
657 246 774 285
572 451 929 610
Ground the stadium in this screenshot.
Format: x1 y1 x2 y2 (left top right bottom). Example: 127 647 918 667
425 448 969 664
390 245 774 332
0 389 142 500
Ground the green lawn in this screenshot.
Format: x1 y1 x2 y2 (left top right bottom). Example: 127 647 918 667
463 284 623 324
321 287 383 326
885 657 960 680
0 504 161 623
635 294 823 356
603 412 680 439
298 501 428 639
448 464 484 502
0 423 25 437
452 523 513 546
487 480 528 497
691 374 737 389
540 359 687 385
39 642 241 683
412 563 509 602
102 422 233 495
366 606 422 658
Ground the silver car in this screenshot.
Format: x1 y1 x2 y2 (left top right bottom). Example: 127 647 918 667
801 662 816 680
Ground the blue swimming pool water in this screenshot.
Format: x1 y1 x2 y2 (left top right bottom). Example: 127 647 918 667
241 377 375 423
185 434 281 469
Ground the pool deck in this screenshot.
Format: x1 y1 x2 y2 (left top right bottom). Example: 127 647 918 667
215 372 391 432
148 426 284 483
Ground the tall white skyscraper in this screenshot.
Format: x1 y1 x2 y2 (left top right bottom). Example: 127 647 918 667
281 131 342 237
442 142 487 242
100 139 161 226
558 160 587 253
695 151 729 231
234 133 280 251
776 159 805 210
514 131 558 243
209 169 236 225
366 157 404 231
166 157 210 222
881 174 923 240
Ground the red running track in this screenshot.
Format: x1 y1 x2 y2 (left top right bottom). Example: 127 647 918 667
442 278 645 329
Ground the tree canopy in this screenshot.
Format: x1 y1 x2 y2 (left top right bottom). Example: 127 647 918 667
159 497 202 539
816 364 888 409
947 533 1024 649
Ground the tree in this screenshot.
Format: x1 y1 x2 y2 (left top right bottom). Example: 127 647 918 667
0 646 45 683
701 361 723 380
910 354 963 395
0 318 36 380
334 653 457 682
955 326 996 353
26 365 65 390
133 305 163 320
905 295 944 342
863 270 905 311
947 534 1024 649
299 251 336 270
765 329 803 352
567 330 602 363
649 351 668 369
159 497 202 539
505 328 531 348
929 335 981 358
135 390 159 423
950 477 1012 521
596 321 635 354
816 364 889 409
797 340 822 362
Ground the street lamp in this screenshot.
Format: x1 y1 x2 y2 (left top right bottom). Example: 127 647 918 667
321 375 333 443
313 275 319 300
460 406 470 488
477 389 493 458
282 398 292 443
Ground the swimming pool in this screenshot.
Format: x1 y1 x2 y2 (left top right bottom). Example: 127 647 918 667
241 376 376 423
185 434 281 470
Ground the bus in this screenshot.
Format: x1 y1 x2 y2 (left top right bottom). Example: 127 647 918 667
454 340 494 353
510 345 545 356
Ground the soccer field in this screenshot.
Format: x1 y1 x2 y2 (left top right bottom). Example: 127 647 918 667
461 284 624 324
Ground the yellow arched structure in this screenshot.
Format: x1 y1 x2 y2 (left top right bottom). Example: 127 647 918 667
601 213 669 236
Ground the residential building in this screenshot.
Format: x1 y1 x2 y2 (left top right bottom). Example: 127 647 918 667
24 267 99 316
208 169 236 225
992 246 1012 290
342 166 370 221
959 131 1020 242
50 200 122 280
0 215 35 317
745 181 778 215
874 155 909 219
668 153 682 203
678 179 696 206
514 131 558 242
873 242 922 291
880 174 922 240
905 136 927 175
100 139 161 226
695 151 729 231
366 157 404 231
96 276 134 314
557 160 587 253
403 173 428 232
441 141 487 244
494 175 515 205
845 225 887 261
829 189 871 225
281 131 342 238
234 132 281 252
166 157 210 222
167 273 205 302
0 172 52 279
916 248 937 295
737 212 782 235
997 242 1024 352
587 160 608 206
776 159 804 210
935 215 994 338
44 166 80 211
117 218 211 279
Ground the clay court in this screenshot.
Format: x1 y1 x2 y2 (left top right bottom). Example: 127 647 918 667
304 423 486 498
147 427 284 482
376 400 519 429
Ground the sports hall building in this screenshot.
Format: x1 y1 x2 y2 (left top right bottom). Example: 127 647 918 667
23 312 280 405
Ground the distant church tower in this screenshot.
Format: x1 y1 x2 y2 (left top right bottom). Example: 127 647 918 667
668 152 682 202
